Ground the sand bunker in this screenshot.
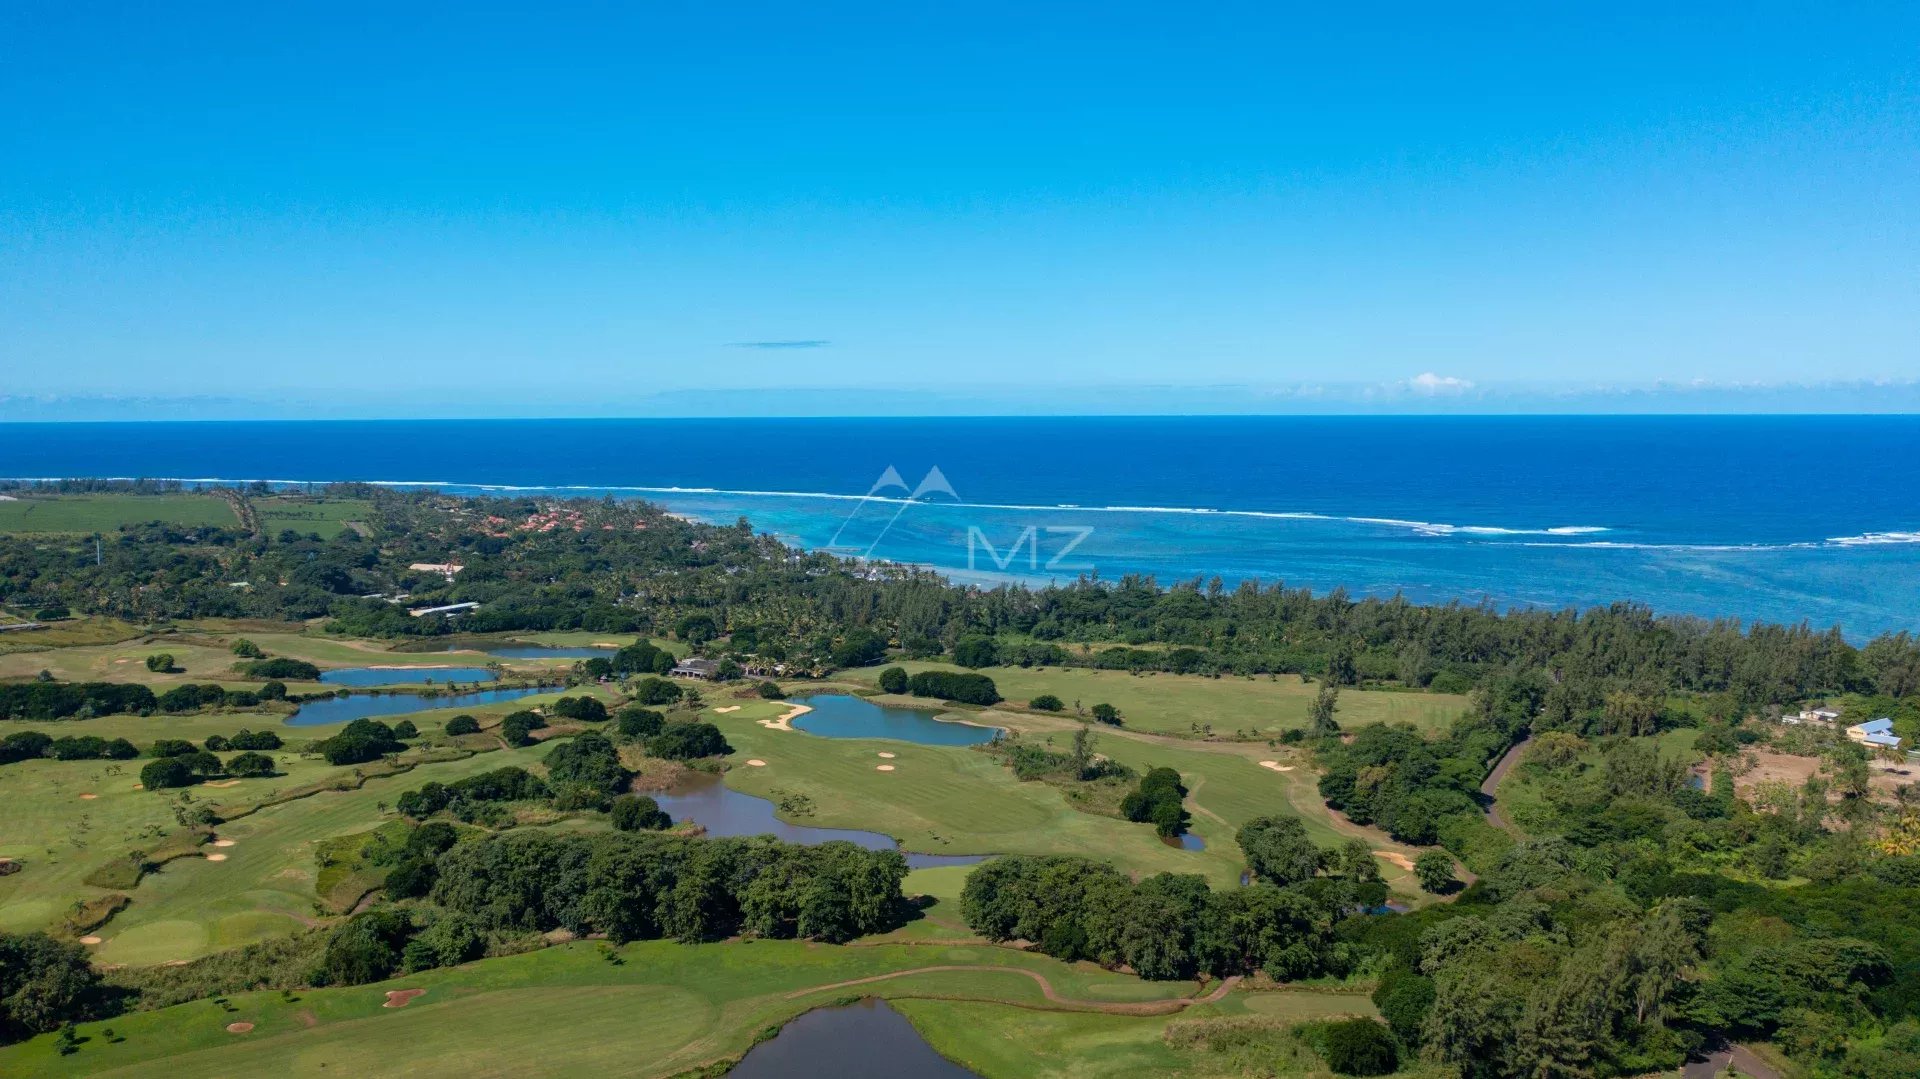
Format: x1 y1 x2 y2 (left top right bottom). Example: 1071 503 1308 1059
79 936 102 945
875 764 896 772
204 853 229 862
745 759 767 767
714 705 741 713
877 751 896 759
1373 850 1418 872
382 988 427 1009
131 783 144 791
758 703 812 732
226 1022 254 1034
212 838 236 848
203 780 242 788
1258 761 1294 773
79 793 98 800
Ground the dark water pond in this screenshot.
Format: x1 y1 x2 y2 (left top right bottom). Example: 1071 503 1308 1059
654 773 988 870
788 694 1001 746
287 685 551 727
318 666 498 687
726 998 978 1078
432 639 618 660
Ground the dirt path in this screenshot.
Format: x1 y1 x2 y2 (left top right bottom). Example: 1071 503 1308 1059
1481 735 1532 832
1684 1042 1781 1079
785 965 1241 1016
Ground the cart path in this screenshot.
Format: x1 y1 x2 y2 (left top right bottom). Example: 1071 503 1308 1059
785 965 1242 1016
1481 735 1533 832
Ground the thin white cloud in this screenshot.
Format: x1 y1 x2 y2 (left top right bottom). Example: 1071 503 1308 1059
1405 372 1476 395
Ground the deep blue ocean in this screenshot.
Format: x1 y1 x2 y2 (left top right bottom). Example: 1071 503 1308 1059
3 416 1917 638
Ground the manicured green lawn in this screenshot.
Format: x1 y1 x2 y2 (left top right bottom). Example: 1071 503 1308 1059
0 493 239 534
846 661 1468 739
900 987 1377 1078
698 698 1246 883
251 497 373 539
0 939 1207 1078
0 733 568 963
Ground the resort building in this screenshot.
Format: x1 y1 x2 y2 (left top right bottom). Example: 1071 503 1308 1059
1845 717 1903 750
670 657 718 680
408 562 465 580
407 600 481 618
1788 707 1841 726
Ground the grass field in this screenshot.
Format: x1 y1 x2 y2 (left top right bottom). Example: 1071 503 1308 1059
902 987 1378 1078
0 493 238 534
845 661 1469 739
694 690 1445 901
252 497 374 539
0 938 1320 1078
0 683 617 964
0 616 147 656
698 697 1249 883
0 629 663 684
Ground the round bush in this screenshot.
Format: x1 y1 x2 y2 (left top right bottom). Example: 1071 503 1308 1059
444 715 480 736
1319 1018 1399 1076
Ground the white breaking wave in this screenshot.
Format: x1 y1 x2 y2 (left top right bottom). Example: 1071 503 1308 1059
1826 531 1920 547
9 473 1914 550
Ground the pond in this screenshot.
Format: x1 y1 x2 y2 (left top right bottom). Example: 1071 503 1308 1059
429 639 618 660
652 773 989 870
318 666 499 688
787 694 1002 747
726 998 977 1078
1162 832 1207 851
287 685 552 727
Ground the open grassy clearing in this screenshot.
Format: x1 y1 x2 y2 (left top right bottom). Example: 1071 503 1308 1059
0 493 238 534
0 938 1215 1078
0 684 616 963
251 497 373 539
982 706 1441 901
0 629 668 686
901 986 1379 1079
0 616 148 656
0 636 277 686
0 743 555 964
845 661 1469 739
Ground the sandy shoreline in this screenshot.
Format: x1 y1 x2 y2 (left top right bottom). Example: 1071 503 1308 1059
758 703 813 731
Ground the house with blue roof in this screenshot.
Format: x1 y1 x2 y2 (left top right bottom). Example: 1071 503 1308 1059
1845 717 1903 750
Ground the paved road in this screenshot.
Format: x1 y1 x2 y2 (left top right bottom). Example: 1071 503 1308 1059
1480 735 1532 831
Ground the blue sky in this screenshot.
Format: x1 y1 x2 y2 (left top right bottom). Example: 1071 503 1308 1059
3 3 1916 418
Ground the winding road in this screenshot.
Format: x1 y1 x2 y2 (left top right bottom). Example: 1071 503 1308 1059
1480 735 1532 831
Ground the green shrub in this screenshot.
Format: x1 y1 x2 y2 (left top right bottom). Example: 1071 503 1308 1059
444 715 480 736
1028 694 1064 711
500 710 545 747
647 722 730 760
615 707 665 740
610 795 672 831
139 756 196 790
877 666 908 694
242 657 322 680
1316 1018 1398 1076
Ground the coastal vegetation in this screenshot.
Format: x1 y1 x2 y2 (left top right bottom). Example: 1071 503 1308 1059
1 483 1917 1076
